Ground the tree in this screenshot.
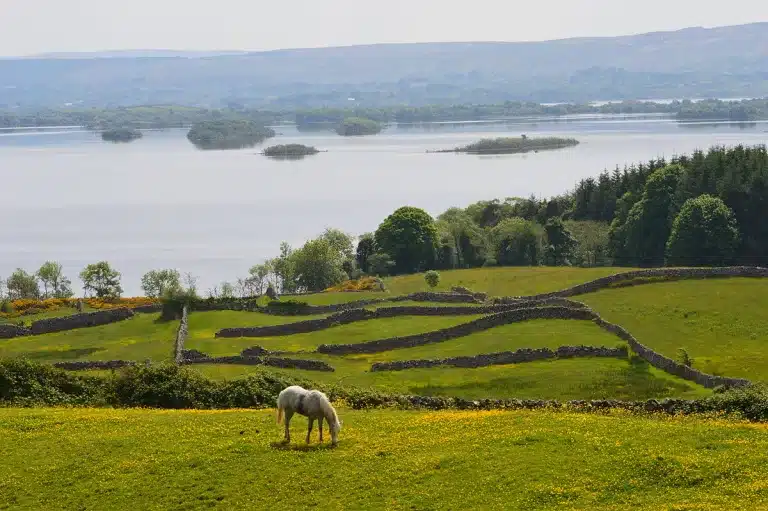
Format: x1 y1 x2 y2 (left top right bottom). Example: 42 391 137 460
355 233 376 274
246 262 272 295
6 269 40 300
271 242 297 293
436 208 487 268
140 269 182 298
610 164 684 266
35 261 73 298
491 218 542 266
543 218 577 266
666 195 740 266
79 262 122 298
367 253 395 276
375 206 438 274
220 281 236 298
320 228 354 260
291 237 348 292
424 270 440 289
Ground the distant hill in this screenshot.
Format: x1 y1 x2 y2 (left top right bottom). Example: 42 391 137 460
28 50 249 59
2 23 768 109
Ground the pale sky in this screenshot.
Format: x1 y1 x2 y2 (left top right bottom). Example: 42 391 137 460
2 0 768 56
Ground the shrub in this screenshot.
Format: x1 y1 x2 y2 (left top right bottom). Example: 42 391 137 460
325 277 382 292
0 359 105 406
704 384 768 421
424 270 441 288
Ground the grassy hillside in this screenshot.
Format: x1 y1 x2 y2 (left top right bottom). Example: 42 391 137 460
0 313 178 363
3 267 766 402
3 407 767 510
383 267 628 296
583 278 768 380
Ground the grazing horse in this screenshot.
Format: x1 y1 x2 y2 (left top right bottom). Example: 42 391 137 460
276 385 342 446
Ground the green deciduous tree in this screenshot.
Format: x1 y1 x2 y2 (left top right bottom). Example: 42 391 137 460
543 217 577 266
610 164 684 266
375 206 438 274
140 269 182 298
355 233 376 274
666 195 740 266
36 261 73 298
436 208 487 268
79 261 123 298
491 218 542 266
246 262 272 296
6 269 40 300
367 252 395 277
291 237 348 292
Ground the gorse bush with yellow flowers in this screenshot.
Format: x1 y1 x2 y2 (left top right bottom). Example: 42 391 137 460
324 276 382 292
0 297 160 319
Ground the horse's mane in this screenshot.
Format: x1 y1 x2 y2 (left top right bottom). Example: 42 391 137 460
319 393 340 427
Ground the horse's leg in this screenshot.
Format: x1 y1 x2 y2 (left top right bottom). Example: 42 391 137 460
318 417 324 443
283 411 293 443
306 417 314 444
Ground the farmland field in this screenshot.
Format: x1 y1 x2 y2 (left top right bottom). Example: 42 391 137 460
2 407 768 510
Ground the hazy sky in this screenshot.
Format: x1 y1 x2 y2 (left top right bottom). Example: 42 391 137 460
2 0 767 56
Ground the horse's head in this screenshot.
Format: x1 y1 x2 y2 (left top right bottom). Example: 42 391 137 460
330 416 342 445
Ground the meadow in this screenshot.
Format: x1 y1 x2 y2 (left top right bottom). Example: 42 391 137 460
2 267 765 403
2 407 768 510
3 266 768 510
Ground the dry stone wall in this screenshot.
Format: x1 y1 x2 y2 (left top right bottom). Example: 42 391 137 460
593 318 751 389
216 299 589 338
182 355 334 372
510 266 768 300
370 345 628 371
173 306 189 365
53 360 136 370
0 324 31 339
131 304 162 313
30 308 134 335
318 306 598 355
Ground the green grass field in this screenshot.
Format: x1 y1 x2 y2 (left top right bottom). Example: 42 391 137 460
583 278 768 380
384 266 631 296
2 268 767 403
0 313 178 363
0 305 98 326
187 314 485 355
3 407 767 510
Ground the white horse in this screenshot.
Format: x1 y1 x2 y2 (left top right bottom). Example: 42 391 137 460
276 385 342 446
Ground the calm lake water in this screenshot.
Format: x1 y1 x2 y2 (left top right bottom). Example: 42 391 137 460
1 117 766 295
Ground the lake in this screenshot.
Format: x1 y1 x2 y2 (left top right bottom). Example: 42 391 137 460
1 117 766 295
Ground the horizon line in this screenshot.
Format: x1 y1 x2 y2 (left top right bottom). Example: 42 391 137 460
5 20 767 60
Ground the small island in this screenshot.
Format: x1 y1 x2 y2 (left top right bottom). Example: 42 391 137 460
187 120 276 150
262 144 321 160
336 117 383 136
100 128 143 143
432 136 580 155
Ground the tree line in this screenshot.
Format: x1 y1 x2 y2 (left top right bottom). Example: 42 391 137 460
4 98 768 131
